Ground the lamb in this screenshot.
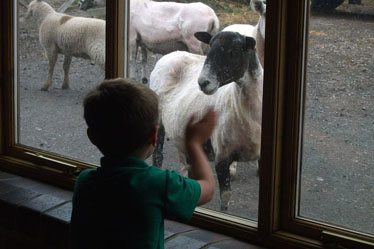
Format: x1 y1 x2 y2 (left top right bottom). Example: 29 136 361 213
78 0 219 84
223 0 266 68
150 31 263 211
25 0 105 91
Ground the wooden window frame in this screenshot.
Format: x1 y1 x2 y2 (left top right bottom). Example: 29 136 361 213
0 0 126 189
0 0 373 248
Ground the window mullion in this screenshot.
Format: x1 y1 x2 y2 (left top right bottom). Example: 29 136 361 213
257 0 287 235
106 0 125 79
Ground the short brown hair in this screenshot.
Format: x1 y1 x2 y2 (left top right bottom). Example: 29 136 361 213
83 78 159 156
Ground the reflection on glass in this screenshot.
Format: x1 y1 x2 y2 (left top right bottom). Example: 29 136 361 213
18 0 106 164
127 0 266 220
301 0 373 234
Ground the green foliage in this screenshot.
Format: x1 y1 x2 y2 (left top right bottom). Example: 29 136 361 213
225 8 234 13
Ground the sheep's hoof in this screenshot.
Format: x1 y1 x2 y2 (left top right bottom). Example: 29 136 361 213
142 77 148 85
40 86 49 91
62 85 70 90
220 190 232 211
220 204 228 211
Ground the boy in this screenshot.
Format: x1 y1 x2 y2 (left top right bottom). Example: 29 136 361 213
69 78 217 249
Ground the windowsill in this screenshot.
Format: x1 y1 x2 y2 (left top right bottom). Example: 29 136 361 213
0 170 267 249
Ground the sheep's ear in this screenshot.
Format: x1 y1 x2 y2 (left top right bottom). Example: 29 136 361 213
194 32 212 45
245 37 256 50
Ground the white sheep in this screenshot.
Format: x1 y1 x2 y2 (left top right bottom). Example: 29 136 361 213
150 31 263 211
78 0 219 84
223 0 266 68
25 0 105 91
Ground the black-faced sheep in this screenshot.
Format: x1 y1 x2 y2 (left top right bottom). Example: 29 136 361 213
150 31 263 211
25 0 105 91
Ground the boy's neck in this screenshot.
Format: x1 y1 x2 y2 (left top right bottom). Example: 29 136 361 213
129 144 154 161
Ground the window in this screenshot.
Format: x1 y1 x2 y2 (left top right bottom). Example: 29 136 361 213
300 0 374 235
125 0 265 222
17 0 106 166
1 0 373 248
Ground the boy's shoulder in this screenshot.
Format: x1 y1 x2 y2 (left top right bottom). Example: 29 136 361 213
100 156 149 169
76 157 199 191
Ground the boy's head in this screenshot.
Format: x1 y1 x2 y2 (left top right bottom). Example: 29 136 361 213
83 78 159 157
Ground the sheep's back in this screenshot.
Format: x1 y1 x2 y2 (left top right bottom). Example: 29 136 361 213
40 14 105 57
150 51 209 142
150 51 205 102
222 24 255 38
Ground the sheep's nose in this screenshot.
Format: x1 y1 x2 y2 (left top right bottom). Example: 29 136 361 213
199 80 210 90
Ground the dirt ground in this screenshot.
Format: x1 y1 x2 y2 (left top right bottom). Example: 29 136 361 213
17 0 373 234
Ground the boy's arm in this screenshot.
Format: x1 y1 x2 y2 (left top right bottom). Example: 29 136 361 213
185 107 217 206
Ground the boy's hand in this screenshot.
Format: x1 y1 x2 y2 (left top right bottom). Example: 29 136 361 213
185 107 218 145
185 107 217 205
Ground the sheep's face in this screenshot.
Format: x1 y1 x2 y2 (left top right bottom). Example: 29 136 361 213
24 0 53 22
195 31 256 95
252 0 266 39
24 0 38 19
79 0 95 11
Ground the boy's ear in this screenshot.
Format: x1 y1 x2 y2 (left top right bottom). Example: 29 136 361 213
149 125 159 147
87 127 98 146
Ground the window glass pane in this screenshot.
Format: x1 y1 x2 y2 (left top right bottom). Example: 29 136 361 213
18 0 106 165
300 0 374 234
126 0 266 220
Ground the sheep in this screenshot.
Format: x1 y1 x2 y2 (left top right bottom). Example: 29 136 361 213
78 0 219 84
150 31 263 211
78 0 105 11
24 0 105 91
223 0 266 68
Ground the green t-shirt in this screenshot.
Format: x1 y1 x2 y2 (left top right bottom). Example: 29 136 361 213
69 156 201 249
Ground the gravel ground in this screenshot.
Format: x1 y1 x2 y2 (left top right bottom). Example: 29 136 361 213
302 9 374 234
17 0 373 234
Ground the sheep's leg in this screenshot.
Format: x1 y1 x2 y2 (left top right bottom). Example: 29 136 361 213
179 153 190 177
229 161 237 180
141 46 148 84
152 122 165 168
62 55 72 89
41 49 58 91
255 159 260 176
128 43 138 80
215 157 234 211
